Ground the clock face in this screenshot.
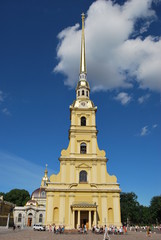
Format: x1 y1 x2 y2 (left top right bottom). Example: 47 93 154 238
79 101 86 107
81 102 85 106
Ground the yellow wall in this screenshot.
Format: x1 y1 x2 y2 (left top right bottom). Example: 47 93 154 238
45 98 121 228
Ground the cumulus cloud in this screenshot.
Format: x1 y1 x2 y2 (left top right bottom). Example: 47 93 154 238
138 94 150 104
114 92 132 105
54 0 161 93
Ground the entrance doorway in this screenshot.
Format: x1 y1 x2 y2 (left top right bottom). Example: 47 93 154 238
80 211 88 229
27 213 33 227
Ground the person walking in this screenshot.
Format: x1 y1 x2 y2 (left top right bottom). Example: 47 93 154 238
103 225 110 240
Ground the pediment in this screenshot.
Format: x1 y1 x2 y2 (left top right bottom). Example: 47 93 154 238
76 163 91 169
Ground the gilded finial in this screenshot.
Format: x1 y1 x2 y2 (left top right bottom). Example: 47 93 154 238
80 12 86 75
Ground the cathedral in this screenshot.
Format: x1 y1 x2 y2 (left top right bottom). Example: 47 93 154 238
45 14 121 229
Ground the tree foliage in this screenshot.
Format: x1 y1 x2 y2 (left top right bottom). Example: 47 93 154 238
120 192 140 225
3 189 30 206
120 192 161 225
149 195 161 224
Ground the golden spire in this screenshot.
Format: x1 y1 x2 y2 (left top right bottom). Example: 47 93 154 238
44 164 48 177
80 13 86 75
41 164 49 187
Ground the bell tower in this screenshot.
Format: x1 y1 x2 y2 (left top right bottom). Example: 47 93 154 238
46 13 121 229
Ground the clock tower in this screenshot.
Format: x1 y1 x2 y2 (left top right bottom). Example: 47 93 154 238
45 13 121 229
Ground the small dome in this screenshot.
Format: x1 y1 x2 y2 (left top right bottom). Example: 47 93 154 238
31 188 46 199
76 80 90 90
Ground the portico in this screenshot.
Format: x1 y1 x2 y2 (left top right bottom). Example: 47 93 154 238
72 202 97 229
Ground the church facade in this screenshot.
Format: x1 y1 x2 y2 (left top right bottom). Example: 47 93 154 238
45 14 121 229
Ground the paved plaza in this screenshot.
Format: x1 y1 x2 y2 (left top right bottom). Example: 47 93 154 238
0 229 161 240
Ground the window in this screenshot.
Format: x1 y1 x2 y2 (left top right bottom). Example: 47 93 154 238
78 91 80 96
81 116 86 126
39 214 43 223
18 213 22 222
82 90 84 95
80 142 86 154
79 170 87 183
41 191 45 197
86 91 88 97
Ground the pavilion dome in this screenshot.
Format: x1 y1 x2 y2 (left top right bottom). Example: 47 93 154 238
31 187 46 199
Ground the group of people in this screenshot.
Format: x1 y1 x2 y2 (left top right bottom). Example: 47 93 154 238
47 224 65 233
78 224 87 234
92 225 125 235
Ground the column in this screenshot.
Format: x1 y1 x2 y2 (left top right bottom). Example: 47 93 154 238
89 211 91 229
101 162 106 183
92 136 96 154
92 162 97 182
70 135 75 154
70 162 75 183
73 210 75 229
69 194 75 228
101 195 107 226
61 162 66 182
113 194 121 226
59 193 66 225
94 210 97 226
46 195 53 224
78 210 80 228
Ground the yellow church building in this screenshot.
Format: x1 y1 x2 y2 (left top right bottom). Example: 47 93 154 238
45 14 121 229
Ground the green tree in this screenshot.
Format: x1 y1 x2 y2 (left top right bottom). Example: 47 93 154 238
4 189 30 206
149 195 161 224
0 192 5 197
138 205 151 225
120 192 140 225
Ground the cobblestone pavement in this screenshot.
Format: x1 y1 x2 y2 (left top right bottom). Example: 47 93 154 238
0 229 161 240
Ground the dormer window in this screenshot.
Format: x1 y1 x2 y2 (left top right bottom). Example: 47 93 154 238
80 142 86 154
82 90 84 96
81 116 86 126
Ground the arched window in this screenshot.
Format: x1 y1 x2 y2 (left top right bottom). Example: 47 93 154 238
79 170 87 183
81 116 86 126
39 213 43 223
18 213 22 222
78 91 80 96
82 90 84 95
41 191 45 197
86 91 88 97
80 142 86 154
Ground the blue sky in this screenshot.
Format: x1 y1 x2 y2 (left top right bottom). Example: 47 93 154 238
0 0 161 206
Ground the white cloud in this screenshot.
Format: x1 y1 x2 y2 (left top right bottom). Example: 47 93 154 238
138 94 150 104
114 92 132 105
2 108 11 116
139 124 158 136
140 126 149 136
0 90 4 103
152 124 158 128
54 0 161 93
